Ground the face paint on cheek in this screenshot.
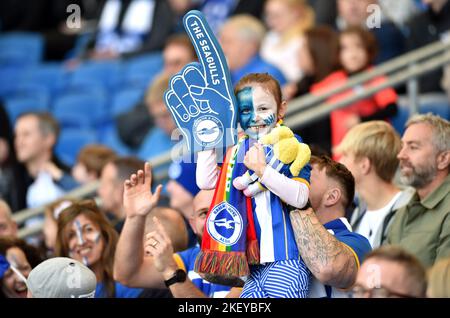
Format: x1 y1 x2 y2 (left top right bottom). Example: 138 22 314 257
7 254 28 285
92 232 101 244
260 113 275 126
236 87 255 131
74 220 88 266
75 220 84 245
8 254 18 269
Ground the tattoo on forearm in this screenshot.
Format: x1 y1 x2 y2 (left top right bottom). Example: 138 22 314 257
290 209 357 287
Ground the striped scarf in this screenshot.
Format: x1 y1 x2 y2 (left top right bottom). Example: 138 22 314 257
194 135 260 282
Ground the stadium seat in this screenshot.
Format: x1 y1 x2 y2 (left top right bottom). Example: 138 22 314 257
63 79 107 99
55 129 98 166
111 87 145 116
0 66 27 97
100 127 133 156
21 63 68 95
52 93 108 128
123 52 163 88
391 103 410 135
3 82 50 122
419 93 450 119
394 94 450 135
70 60 123 89
11 82 50 102
0 32 44 66
4 95 49 123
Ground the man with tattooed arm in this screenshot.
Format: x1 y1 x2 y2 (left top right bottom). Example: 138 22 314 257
290 155 371 298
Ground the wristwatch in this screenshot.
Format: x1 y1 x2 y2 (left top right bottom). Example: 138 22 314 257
164 269 187 287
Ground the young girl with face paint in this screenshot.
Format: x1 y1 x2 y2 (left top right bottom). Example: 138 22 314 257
196 73 311 298
55 200 142 298
311 26 398 158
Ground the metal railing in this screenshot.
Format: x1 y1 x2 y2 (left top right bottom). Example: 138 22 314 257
285 39 450 116
13 38 450 238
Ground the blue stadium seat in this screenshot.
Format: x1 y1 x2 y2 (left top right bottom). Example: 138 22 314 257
11 83 50 103
4 95 49 123
391 104 410 135
63 79 107 99
3 82 50 122
419 94 450 119
70 60 123 89
123 52 163 88
55 129 98 166
100 127 133 156
111 87 145 116
0 32 44 66
52 93 108 128
0 66 27 97
21 63 68 95
392 94 450 135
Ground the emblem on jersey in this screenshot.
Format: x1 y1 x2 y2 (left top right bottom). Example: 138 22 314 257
207 202 243 246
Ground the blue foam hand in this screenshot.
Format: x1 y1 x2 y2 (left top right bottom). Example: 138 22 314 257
165 10 238 152
0 254 10 279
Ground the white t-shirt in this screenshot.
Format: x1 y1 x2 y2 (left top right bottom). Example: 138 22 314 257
356 192 402 248
260 31 304 82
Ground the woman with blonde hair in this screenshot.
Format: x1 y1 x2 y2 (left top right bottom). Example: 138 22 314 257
55 200 142 298
261 0 315 82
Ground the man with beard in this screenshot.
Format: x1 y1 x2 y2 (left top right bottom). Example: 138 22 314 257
386 113 450 268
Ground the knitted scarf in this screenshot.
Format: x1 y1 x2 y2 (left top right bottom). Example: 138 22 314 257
194 135 260 281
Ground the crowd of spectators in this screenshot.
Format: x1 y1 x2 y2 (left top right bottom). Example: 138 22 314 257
1 0 450 299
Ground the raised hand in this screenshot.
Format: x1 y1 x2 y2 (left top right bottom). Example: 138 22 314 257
123 162 162 218
144 217 177 276
165 10 237 152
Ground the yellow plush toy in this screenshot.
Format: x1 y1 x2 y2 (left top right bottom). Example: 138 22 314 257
233 126 311 197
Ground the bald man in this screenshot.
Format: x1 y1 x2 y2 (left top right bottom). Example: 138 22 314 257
144 207 189 253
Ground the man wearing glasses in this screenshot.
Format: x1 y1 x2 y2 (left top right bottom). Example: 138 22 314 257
353 246 427 298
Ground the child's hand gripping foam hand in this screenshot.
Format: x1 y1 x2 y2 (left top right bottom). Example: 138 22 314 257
233 126 311 197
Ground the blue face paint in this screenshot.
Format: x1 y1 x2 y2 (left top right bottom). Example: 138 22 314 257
74 220 88 266
92 232 101 244
75 220 84 245
236 86 278 139
236 87 255 132
262 113 275 126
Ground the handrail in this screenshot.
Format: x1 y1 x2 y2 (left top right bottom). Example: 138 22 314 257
285 49 450 129
286 39 450 115
12 163 170 225
13 180 99 224
13 38 450 237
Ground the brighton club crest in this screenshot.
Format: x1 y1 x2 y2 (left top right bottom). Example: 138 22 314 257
193 115 224 148
206 202 243 246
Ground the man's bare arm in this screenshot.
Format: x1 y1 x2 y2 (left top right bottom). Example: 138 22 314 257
164 277 207 298
290 208 358 288
113 163 165 288
114 215 165 288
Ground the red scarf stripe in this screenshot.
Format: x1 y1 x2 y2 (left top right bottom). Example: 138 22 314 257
202 146 234 251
